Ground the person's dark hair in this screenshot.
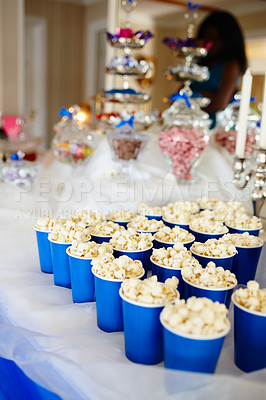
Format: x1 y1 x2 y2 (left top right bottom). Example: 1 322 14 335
197 11 247 73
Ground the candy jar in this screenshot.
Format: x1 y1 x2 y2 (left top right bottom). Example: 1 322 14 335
160 94 210 182
2 151 39 187
215 95 260 156
107 116 149 174
52 105 95 165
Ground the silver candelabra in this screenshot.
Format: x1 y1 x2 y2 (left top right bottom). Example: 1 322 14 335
233 148 266 216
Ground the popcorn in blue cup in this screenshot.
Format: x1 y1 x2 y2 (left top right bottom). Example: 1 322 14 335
189 217 228 242
221 233 263 285
163 201 199 215
160 296 231 373
138 203 163 221
153 226 195 250
190 238 236 270
89 221 125 243
225 213 262 237
34 216 60 274
91 254 144 332
162 211 193 231
150 242 200 298
71 209 105 227
232 281 266 372
48 220 91 288
67 240 113 303
181 261 237 306
197 197 220 211
127 215 165 233
120 275 179 365
110 228 153 275
105 209 137 228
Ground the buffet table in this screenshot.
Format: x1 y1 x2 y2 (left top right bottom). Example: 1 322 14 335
0 128 265 399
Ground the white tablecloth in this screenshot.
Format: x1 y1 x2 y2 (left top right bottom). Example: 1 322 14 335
0 128 265 399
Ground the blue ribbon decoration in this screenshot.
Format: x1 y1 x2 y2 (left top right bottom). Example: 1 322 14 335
187 2 200 11
169 92 191 108
58 107 73 120
104 88 143 95
230 96 255 103
115 115 135 129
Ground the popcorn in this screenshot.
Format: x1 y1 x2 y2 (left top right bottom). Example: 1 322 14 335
151 243 200 269
154 226 194 244
221 232 263 248
110 228 153 251
191 238 236 257
89 221 125 236
138 203 163 217
91 254 144 280
127 216 165 232
121 275 179 304
71 209 105 226
163 201 199 215
161 297 229 336
234 281 266 313
197 197 220 210
68 241 113 258
106 209 137 222
225 213 262 230
162 210 193 224
181 261 237 288
35 216 60 231
48 220 91 243
189 217 228 234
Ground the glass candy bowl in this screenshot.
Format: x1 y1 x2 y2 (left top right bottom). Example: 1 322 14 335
52 116 95 166
160 98 210 182
107 128 149 163
2 152 40 188
215 99 260 156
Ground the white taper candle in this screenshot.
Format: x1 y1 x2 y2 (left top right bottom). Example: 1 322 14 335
235 68 253 158
259 73 266 150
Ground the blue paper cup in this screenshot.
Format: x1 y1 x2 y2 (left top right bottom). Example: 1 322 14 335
145 214 162 221
183 277 237 307
34 227 53 274
67 248 95 303
231 244 263 285
162 218 189 231
225 224 262 237
92 268 144 333
48 238 71 288
150 258 184 299
161 314 231 373
153 237 195 251
232 293 266 372
120 289 175 365
90 233 112 244
190 249 236 270
107 219 133 228
113 245 153 276
189 227 228 243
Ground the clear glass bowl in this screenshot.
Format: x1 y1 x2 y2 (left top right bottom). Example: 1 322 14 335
107 128 149 162
52 116 95 166
106 56 150 77
160 98 210 182
2 153 40 187
215 98 260 156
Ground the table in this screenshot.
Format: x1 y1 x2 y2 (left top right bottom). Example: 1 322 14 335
0 128 266 399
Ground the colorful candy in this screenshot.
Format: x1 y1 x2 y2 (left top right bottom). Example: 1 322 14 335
159 126 208 180
53 141 94 165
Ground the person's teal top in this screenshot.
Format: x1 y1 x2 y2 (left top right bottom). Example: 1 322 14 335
190 62 225 94
190 62 240 129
